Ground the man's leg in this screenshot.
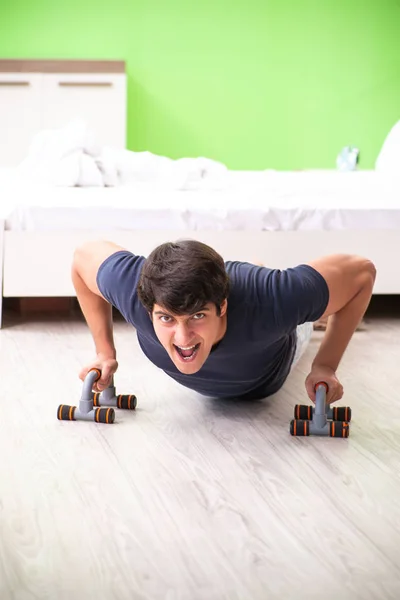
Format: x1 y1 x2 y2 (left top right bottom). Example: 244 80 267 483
291 322 313 369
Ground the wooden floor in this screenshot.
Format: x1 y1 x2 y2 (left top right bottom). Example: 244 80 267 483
1 304 400 600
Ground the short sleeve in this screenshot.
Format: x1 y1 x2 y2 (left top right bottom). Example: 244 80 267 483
96 250 146 324
266 264 329 331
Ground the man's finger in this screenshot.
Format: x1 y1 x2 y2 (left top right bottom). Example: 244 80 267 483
79 367 88 382
327 388 341 404
331 386 343 404
98 365 115 391
97 376 110 391
305 381 315 403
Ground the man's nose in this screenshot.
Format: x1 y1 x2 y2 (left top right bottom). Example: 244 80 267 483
174 322 193 346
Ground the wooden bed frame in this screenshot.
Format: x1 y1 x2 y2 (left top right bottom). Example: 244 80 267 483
1 224 397 327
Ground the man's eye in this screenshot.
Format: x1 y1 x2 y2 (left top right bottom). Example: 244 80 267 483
192 313 205 320
160 316 173 323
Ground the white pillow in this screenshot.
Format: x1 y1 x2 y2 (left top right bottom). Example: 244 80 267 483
375 120 400 172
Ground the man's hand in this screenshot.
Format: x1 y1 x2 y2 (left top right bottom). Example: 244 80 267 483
79 353 119 392
305 365 343 404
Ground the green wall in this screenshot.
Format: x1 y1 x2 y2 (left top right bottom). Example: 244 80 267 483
0 0 399 169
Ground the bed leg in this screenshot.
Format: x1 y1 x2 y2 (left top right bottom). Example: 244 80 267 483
0 219 4 329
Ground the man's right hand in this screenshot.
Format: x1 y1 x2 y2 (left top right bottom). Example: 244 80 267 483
79 353 119 392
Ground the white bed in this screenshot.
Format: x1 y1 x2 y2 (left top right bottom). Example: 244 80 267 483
3 169 400 232
1 167 400 327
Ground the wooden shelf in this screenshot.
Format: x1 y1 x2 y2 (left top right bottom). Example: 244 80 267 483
0 59 125 73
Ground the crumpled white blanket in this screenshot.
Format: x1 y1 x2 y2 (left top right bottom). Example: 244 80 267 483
16 119 229 190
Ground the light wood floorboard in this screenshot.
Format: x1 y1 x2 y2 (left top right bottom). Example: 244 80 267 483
0 308 399 600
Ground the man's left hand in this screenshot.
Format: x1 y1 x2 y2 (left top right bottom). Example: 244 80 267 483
305 365 343 404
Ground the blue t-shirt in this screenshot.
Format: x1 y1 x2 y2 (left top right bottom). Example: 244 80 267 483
96 250 329 400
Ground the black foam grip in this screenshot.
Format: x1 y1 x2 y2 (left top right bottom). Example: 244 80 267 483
57 404 76 421
330 421 350 438
290 419 310 436
294 404 313 420
92 392 101 407
332 406 352 422
117 394 137 410
95 407 115 424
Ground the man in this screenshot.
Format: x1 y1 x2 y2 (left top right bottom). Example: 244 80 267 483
72 238 376 404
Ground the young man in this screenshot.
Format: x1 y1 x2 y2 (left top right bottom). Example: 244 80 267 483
72 239 376 404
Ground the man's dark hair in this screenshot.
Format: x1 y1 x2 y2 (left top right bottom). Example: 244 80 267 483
138 239 230 316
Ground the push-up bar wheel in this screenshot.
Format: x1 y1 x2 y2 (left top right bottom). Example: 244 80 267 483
290 418 349 438
92 392 137 410
294 404 352 422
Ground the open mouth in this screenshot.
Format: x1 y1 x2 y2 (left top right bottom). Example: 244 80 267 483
173 343 201 362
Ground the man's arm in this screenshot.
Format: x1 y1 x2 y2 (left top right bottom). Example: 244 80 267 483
307 254 376 373
72 240 126 358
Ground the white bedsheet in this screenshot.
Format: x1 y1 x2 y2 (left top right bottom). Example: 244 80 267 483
1 169 400 232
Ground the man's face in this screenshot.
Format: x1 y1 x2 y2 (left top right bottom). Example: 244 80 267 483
151 300 227 374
